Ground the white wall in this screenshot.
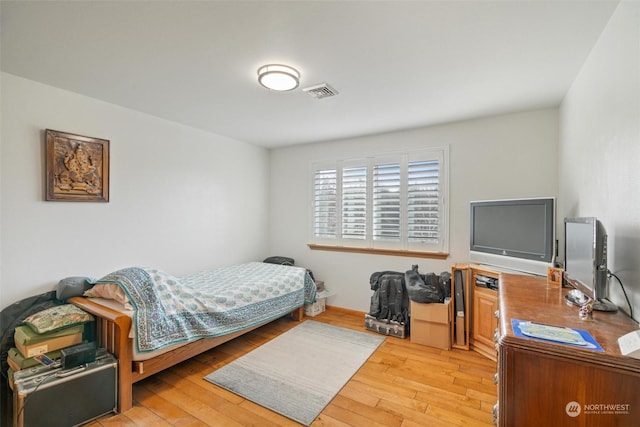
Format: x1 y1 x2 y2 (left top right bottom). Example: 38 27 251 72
269 109 559 312
0 73 270 310
559 1 640 322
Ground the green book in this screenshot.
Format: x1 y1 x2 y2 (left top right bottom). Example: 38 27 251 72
14 325 84 357
14 324 84 345
8 347 61 370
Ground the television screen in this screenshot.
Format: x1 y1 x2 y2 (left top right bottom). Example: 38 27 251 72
470 198 555 276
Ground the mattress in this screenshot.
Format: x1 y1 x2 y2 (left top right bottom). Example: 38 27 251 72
86 262 316 359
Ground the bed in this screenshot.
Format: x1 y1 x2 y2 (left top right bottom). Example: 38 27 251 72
68 262 316 412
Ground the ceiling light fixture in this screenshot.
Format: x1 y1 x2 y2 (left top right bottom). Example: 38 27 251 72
257 64 300 91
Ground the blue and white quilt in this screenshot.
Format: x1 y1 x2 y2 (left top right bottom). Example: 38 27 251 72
96 262 316 353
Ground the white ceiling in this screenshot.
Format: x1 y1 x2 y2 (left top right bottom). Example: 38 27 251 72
1 1 619 148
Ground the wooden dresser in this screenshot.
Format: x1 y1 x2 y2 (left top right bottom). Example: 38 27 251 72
496 273 640 427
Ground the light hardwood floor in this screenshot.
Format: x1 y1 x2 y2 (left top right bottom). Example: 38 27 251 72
88 308 497 427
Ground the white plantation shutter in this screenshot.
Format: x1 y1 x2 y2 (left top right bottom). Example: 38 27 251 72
373 162 401 243
407 159 440 244
311 147 448 253
313 168 338 239
342 165 367 241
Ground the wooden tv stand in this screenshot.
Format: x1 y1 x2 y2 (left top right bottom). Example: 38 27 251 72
495 273 640 426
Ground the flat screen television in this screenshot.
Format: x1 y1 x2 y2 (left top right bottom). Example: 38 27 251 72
469 197 555 276
563 217 616 311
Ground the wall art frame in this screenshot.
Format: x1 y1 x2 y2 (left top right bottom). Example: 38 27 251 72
45 129 110 202
547 266 563 287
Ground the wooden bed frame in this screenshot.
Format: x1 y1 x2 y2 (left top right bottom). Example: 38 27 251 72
68 296 303 412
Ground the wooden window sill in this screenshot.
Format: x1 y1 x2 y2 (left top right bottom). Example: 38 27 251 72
307 244 449 259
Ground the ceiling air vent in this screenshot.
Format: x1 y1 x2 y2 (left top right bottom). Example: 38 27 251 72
303 83 339 99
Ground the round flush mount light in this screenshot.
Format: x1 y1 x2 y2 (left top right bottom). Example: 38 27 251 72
257 64 300 91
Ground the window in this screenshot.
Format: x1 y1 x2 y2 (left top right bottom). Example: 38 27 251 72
342 165 367 240
313 168 337 239
310 147 449 255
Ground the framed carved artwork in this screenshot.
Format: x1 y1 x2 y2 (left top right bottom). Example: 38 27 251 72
45 129 110 202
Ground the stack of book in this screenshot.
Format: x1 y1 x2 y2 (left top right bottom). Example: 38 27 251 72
7 324 84 372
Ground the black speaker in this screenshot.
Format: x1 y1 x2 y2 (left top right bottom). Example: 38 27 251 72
60 342 97 369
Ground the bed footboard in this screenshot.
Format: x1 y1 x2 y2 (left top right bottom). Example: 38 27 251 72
68 296 134 412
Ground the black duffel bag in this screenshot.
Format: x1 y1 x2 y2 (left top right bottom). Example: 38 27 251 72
405 265 445 303
263 256 295 266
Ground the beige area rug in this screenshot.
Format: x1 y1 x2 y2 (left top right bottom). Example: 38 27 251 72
204 320 385 425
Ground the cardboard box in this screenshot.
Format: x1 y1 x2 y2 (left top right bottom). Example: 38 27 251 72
410 299 451 350
304 297 326 317
304 289 334 317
